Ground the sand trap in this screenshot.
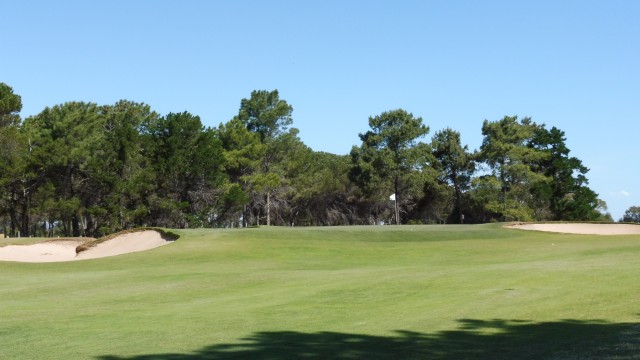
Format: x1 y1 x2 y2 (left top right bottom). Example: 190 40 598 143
0 240 85 263
507 223 640 235
0 230 173 263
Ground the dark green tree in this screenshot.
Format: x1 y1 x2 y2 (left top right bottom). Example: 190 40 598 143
217 117 264 227
0 83 26 236
24 102 104 236
0 83 22 127
145 112 225 227
234 89 294 226
287 151 356 226
478 116 600 222
262 128 313 226
529 125 599 221
350 109 432 224
94 100 160 233
431 128 475 223
478 116 548 221
238 89 293 142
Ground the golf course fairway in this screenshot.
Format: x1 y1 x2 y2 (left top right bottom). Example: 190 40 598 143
1 224 639 359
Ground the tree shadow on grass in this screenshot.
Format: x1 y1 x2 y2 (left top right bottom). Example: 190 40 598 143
97 318 640 360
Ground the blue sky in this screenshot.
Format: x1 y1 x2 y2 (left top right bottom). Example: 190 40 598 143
3 0 639 219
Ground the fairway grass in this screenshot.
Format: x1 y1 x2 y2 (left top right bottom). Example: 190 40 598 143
1 224 639 359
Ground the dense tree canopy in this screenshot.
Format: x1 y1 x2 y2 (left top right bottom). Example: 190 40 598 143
431 128 475 223
0 83 27 236
350 109 432 224
0 83 605 236
475 116 601 222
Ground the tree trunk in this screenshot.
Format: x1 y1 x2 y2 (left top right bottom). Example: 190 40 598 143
9 209 17 237
20 194 29 237
72 215 80 237
266 192 271 226
394 176 400 225
242 204 247 228
454 184 462 224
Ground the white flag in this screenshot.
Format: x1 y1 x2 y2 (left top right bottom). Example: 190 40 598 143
389 194 396 201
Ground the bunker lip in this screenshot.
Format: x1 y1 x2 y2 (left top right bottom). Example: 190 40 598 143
0 230 174 263
506 222 640 235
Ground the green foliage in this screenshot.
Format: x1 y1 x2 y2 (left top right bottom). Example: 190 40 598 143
620 206 640 223
287 151 356 226
529 125 600 221
0 84 28 236
0 83 604 230
431 128 475 223
475 116 600 222
22 102 106 236
95 101 159 232
0 83 22 127
478 116 547 221
218 117 264 182
230 89 300 226
350 109 433 224
237 89 293 142
146 111 225 227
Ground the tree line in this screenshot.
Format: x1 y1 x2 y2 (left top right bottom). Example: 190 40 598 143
0 83 612 237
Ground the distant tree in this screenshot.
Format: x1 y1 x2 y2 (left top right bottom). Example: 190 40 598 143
431 128 475 223
235 89 294 226
468 175 503 223
238 89 293 142
145 112 225 228
620 206 640 223
95 100 159 233
288 151 356 226
0 83 25 236
477 116 600 222
478 116 548 221
528 125 599 221
24 102 105 236
350 109 431 224
0 127 32 237
591 199 613 222
217 117 264 227
0 83 22 127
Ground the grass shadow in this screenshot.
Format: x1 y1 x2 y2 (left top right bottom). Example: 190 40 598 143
97 318 640 359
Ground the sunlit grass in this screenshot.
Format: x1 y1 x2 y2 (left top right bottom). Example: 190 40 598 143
1 224 639 359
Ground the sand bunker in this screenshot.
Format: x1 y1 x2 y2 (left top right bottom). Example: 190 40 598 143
0 230 173 263
507 223 640 235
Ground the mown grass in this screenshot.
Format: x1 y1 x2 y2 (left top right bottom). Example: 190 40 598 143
1 224 639 359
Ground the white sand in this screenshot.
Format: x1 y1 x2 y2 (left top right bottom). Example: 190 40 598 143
507 223 640 235
0 230 172 263
76 231 170 260
0 240 84 263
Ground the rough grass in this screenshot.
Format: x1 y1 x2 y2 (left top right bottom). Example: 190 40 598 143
1 224 639 359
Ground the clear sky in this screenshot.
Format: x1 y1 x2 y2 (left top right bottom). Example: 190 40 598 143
3 0 639 220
